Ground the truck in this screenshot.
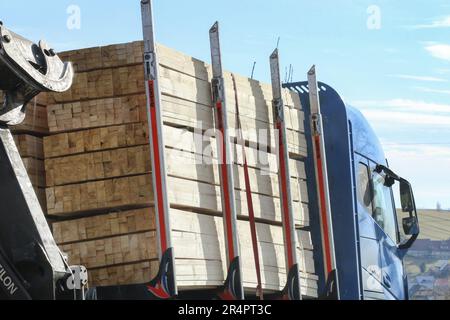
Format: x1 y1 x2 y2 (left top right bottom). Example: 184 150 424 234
0 0 420 300
282 79 420 300
91 64 420 302
93 1 420 300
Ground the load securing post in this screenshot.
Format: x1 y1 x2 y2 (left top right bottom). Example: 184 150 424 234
231 73 264 300
307 66 340 300
269 49 302 300
140 0 177 299
209 22 244 300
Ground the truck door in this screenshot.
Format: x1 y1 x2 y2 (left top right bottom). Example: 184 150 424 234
355 159 385 299
370 166 406 300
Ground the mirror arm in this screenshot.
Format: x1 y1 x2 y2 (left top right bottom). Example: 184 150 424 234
376 165 421 250
375 165 401 181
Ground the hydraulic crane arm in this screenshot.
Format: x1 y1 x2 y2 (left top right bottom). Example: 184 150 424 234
0 23 85 300
0 24 73 125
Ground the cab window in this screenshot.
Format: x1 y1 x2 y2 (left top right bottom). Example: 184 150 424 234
357 163 372 212
371 171 398 242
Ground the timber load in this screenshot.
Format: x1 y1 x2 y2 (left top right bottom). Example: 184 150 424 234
14 41 318 297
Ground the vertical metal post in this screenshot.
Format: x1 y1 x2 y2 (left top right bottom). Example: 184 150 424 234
270 49 302 300
209 22 244 300
140 0 177 299
232 73 264 300
308 65 340 300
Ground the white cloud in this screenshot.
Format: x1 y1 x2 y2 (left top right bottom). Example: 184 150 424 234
358 98 450 208
435 68 450 74
409 16 450 29
384 144 450 157
415 87 450 95
389 74 447 82
425 44 450 61
352 99 450 114
382 144 450 209
361 109 450 126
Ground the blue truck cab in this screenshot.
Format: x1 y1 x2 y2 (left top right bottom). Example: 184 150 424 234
284 81 420 300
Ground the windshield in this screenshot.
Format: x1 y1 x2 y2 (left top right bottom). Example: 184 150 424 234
372 172 398 242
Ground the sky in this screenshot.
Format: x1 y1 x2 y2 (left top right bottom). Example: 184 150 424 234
1 0 450 209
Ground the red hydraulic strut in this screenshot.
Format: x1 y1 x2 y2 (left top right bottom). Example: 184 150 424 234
231 73 264 300
270 49 302 300
209 22 244 300
308 65 340 300
141 0 177 299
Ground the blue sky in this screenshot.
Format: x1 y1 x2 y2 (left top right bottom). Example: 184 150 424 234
2 0 450 209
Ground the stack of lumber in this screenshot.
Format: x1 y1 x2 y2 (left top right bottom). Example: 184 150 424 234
0 91 48 209
44 42 318 297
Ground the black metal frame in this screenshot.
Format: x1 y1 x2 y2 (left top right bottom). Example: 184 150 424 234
0 127 76 299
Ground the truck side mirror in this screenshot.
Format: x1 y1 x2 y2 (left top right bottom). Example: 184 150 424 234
398 179 420 250
403 216 419 236
400 180 414 213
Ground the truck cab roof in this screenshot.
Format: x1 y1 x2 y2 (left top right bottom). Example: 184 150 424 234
346 105 386 165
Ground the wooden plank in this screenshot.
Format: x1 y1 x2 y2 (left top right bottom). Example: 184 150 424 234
159 65 305 133
87 260 158 287
171 223 316 291
10 104 48 134
45 145 151 187
46 174 153 216
46 170 309 226
162 123 307 160
45 144 307 195
86 260 317 296
13 134 44 159
44 98 306 157
167 176 308 226
57 42 207 79
157 44 209 82
58 42 144 73
22 158 46 188
163 126 307 172
58 47 104 73
52 208 156 244
44 121 307 164
47 95 147 133
46 65 144 104
161 93 306 150
60 231 157 269
166 147 308 197
42 41 319 294
43 123 149 158
48 44 304 136
57 209 317 295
